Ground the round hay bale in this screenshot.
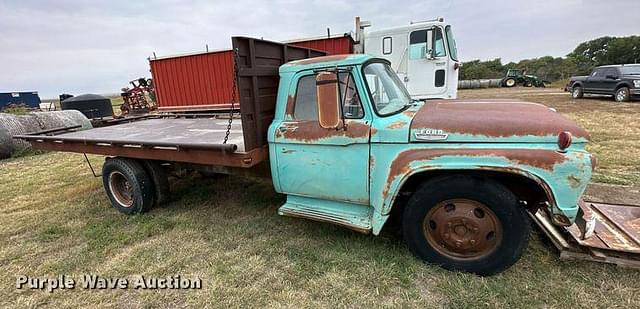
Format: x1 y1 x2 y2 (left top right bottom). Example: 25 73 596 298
15 114 42 134
469 80 481 89
458 80 469 89
31 111 93 131
0 113 31 154
59 110 93 130
479 79 491 88
32 111 67 130
0 126 13 159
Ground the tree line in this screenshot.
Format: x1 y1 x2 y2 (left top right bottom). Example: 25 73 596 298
459 35 640 81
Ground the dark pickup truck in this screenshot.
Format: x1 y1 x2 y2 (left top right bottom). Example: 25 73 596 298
567 64 640 102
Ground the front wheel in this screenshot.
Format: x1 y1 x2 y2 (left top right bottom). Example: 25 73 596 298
615 87 630 102
402 175 530 276
571 86 584 99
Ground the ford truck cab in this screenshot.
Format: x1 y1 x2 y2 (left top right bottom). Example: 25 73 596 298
270 54 593 275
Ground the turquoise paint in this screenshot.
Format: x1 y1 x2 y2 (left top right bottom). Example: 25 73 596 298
279 54 373 73
269 55 593 236
369 143 592 230
279 195 373 231
270 66 373 205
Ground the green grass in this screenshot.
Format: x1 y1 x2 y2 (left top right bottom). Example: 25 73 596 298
2 88 640 307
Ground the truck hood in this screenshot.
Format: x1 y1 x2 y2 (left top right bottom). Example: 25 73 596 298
409 99 590 143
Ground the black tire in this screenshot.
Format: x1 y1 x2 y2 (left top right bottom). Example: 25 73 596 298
102 157 154 214
571 86 584 99
615 87 630 102
141 160 171 206
402 175 530 276
523 81 533 87
503 78 516 88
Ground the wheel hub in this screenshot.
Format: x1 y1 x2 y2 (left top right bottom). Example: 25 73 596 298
109 171 134 208
424 199 502 260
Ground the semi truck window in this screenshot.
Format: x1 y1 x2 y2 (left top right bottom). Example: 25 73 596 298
293 74 364 121
433 28 446 57
409 30 427 59
445 25 458 61
382 37 392 55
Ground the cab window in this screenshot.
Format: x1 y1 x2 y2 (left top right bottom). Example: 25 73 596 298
293 73 364 120
409 27 446 59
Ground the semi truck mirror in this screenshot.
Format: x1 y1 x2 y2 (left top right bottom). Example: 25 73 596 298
315 72 343 129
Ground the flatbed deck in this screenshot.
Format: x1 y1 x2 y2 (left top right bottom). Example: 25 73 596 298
15 117 268 168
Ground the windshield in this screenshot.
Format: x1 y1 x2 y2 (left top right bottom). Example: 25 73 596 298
363 62 412 116
621 65 640 75
445 25 458 61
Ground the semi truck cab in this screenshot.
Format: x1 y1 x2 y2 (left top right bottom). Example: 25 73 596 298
357 18 460 100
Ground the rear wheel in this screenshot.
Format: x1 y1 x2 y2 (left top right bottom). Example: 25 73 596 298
102 157 154 214
503 78 516 88
402 175 530 276
571 86 584 99
615 87 630 102
141 160 170 206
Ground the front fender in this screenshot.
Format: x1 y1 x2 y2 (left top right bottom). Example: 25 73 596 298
369 145 592 234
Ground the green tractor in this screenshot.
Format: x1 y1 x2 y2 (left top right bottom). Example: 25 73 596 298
501 69 547 88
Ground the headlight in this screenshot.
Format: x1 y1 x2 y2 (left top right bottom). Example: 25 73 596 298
634 80 640 88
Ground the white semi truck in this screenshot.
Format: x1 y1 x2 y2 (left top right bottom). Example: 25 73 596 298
354 17 460 99
287 17 460 100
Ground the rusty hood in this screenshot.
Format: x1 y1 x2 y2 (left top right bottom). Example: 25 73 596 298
409 100 590 143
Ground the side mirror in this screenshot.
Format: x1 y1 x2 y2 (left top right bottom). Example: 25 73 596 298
315 72 343 129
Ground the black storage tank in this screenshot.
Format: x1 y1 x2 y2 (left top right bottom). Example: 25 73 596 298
60 94 113 119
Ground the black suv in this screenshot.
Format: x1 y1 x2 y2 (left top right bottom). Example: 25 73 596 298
567 64 640 102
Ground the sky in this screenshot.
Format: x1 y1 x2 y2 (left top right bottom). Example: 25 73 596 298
1 0 639 99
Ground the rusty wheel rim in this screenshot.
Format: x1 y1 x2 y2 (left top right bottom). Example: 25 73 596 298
423 199 502 260
108 171 134 208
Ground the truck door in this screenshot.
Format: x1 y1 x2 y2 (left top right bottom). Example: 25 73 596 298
406 27 448 98
272 71 371 205
585 68 606 93
602 68 620 92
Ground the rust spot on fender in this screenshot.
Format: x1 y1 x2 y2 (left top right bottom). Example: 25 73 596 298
382 148 568 198
411 100 590 139
387 121 406 130
289 54 351 66
280 120 371 142
567 174 582 189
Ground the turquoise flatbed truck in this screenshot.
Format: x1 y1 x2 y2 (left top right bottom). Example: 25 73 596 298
17 37 640 275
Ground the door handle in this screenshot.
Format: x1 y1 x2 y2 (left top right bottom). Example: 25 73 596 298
279 125 298 132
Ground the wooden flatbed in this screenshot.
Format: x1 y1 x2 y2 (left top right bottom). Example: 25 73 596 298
15 116 268 168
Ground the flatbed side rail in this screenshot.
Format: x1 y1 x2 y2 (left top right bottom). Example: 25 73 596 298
13 134 267 168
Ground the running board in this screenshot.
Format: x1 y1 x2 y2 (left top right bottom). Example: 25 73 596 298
278 195 372 234
530 201 640 269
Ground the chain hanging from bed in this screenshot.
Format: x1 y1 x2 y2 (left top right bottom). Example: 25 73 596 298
223 47 239 145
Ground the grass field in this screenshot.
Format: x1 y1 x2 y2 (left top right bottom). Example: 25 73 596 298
2 88 640 308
